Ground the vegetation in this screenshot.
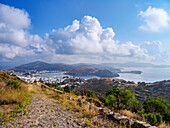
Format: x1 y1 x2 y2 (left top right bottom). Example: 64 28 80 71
0 72 28 105
143 97 170 124
7 80 21 89
45 80 170 126
64 86 71 93
87 90 95 98
73 78 170 103
104 88 135 110
1 71 169 127
100 88 170 125
0 71 33 123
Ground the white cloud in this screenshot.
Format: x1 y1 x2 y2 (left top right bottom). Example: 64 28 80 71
48 16 149 61
140 41 168 62
139 6 169 32
0 44 34 59
0 23 28 46
0 4 30 29
0 3 168 64
0 4 46 59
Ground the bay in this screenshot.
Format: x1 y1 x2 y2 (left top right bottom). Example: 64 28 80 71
37 67 170 83
118 67 170 83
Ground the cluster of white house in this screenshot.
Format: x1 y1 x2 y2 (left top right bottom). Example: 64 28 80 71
19 76 65 83
18 75 85 88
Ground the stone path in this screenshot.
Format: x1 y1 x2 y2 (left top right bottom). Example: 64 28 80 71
0 84 118 128
1 95 86 128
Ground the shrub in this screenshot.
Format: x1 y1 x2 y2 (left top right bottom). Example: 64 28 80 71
64 86 71 93
129 99 143 113
105 88 135 110
156 113 163 125
55 86 64 91
73 90 80 96
87 90 94 98
145 113 163 125
145 113 157 125
46 83 53 87
7 80 20 89
143 97 170 123
99 96 106 103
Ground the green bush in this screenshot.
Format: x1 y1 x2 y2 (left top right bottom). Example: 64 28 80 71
73 90 80 96
143 97 170 123
55 86 64 91
144 113 163 125
145 113 157 125
87 90 94 98
46 83 53 87
129 99 143 113
64 86 71 93
7 80 20 89
99 96 106 103
105 88 135 110
156 113 163 125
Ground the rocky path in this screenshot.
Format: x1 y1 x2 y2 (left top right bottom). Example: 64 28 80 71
0 84 118 128
1 95 86 128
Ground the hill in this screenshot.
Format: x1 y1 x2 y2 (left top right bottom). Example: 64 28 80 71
73 78 170 103
65 67 119 77
15 61 74 71
0 71 32 115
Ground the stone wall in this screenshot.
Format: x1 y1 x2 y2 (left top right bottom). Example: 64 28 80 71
41 84 158 128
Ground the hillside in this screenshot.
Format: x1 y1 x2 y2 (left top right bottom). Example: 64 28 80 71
0 71 32 116
0 72 168 127
15 61 74 71
0 72 131 128
65 67 119 77
74 78 170 103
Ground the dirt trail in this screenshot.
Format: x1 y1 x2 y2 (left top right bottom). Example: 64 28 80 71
1 84 116 128
0 84 87 128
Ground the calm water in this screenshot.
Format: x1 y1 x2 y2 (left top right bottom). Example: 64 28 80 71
38 67 170 83
38 73 100 79
118 67 170 83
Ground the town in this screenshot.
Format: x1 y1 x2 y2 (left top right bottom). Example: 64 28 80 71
4 69 86 88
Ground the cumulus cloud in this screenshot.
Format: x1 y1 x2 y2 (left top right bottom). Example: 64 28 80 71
139 6 170 32
0 3 168 64
0 4 46 60
0 4 30 29
48 16 149 60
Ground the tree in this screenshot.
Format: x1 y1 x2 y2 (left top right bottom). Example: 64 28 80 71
38 78 43 83
143 97 170 123
64 86 71 93
87 90 94 98
33 79 37 83
105 88 135 110
144 113 163 125
144 113 157 125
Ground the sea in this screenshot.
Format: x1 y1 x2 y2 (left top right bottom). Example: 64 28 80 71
118 67 170 83
37 67 170 83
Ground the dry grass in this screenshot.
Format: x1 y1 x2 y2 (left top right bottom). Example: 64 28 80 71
119 109 144 121
119 110 170 127
0 86 26 105
0 71 33 113
45 89 99 118
43 87 138 128
159 122 170 128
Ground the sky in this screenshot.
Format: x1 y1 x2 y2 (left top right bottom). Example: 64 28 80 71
0 0 170 68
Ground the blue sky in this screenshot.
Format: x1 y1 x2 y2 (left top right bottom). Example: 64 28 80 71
0 0 170 67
